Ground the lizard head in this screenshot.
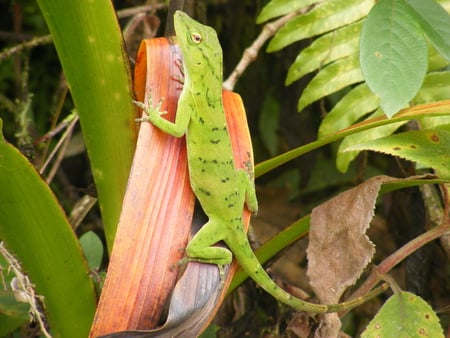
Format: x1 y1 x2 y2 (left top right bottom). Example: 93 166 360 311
174 10 223 80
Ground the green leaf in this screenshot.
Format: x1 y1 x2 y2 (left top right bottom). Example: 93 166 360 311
362 291 444 338
346 129 450 179
256 101 450 177
0 120 97 337
414 72 450 129
318 83 379 138
406 0 450 60
37 0 137 250
414 71 450 104
267 0 374 52
298 54 363 111
256 0 319 24
415 72 450 129
360 0 428 117
428 42 450 71
80 231 104 270
286 20 362 85
337 110 406 173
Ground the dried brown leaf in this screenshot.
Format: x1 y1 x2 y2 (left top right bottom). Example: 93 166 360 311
307 176 397 337
306 176 396 303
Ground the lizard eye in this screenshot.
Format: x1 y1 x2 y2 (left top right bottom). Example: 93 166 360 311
191 31 202 43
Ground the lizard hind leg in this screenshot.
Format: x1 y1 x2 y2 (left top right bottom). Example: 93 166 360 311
185 218 232 267
184 218 233 282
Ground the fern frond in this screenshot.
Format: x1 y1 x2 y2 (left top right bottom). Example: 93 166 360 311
259 0 450 172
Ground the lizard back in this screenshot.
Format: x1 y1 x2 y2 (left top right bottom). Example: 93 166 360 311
174 11 244 219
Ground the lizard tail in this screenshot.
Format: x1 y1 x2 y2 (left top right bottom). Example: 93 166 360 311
227 233 387 313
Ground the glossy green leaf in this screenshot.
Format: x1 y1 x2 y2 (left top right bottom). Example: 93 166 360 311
362 291 444 338
37 0 137 250
406 0 450 60
360 0 428 117
267 0 374 52
318 83 379 138
298 54 363 111
286 21 362 85
0 119 97 337
256 0 319 24
346 128 450 179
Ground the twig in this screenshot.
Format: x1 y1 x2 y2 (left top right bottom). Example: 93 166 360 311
223 9 307 91
344 218 450 314
0 35 52 62
39 113 79 184
0 243 52 338
0 4 164 63
116 4 166 19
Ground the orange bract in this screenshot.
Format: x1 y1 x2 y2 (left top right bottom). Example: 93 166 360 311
90 37 254 336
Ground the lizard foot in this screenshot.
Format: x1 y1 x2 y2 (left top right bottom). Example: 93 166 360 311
133 94 167 123
171 257 227 286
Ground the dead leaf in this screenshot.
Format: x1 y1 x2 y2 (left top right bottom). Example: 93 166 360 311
307 176 394 302
307 175 397 336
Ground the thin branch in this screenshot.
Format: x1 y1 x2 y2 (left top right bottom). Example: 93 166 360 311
0 35 52 62
116 4 166 19
223 9 307 91
39 113 79 183
344 218 450 315
0 243 52 338
0 4 165 63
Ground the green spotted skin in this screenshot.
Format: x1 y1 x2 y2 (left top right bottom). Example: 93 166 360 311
135 10 386 313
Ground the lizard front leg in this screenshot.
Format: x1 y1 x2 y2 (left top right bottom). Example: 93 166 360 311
133 93 191 138
134 95 166 122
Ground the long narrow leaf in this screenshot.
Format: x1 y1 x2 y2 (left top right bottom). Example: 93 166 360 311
0 120 97 338
37 0 137 249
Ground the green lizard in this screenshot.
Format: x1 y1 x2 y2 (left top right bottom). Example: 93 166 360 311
135 10 386 313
